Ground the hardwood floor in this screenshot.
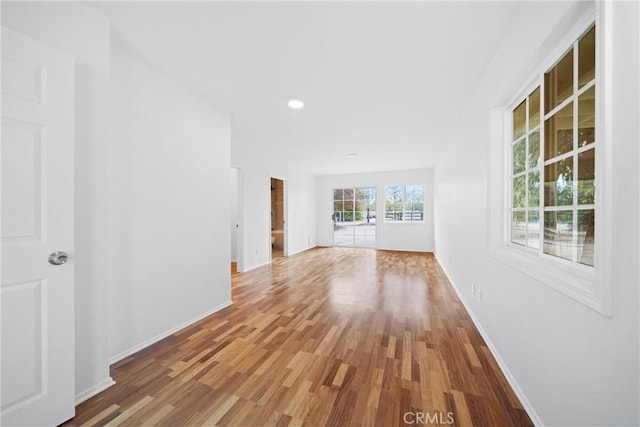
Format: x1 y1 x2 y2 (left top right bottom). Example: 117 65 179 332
64 247 532 427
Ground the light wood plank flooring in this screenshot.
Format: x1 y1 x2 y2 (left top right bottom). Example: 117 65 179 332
64 247 532 426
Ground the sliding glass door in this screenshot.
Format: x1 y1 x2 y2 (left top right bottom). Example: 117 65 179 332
333 187 376 248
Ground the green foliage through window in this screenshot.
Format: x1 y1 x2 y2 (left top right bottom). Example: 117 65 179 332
385 185 424 221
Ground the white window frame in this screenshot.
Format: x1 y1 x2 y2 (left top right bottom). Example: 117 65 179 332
488 3 612 316
508 87 541 252
332 186 377 248
384 184 425 223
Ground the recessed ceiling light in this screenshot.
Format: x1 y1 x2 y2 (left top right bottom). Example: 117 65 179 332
347 153 358 158
288 99 304 109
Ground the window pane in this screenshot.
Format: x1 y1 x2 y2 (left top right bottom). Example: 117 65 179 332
368 188 377 204
544 210 573 261
529 87 541 129
354 198 362 214
343 188 354 200
513 139 526 174
578 26 596 88
577 209 595 266
545 48 573 113
528 170 540 207
578 86 595 148
528 131 540 169
406 186 415 219
527 210 540 249
406 185 424 221
385 186 404 221
513 100 526 139
361 188 376 223
354 201 366 221
544 103 573 160
407 185 424 200
343 199 354 211
334 201 344 212
385 186 403 206
577 149 595 205
513 176 526 208
334 189 343 201
512 211 526 246
544 158 573 206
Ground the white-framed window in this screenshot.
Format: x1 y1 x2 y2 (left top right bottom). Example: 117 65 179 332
509 25 596 267
489 3 611 316
384 185 424 222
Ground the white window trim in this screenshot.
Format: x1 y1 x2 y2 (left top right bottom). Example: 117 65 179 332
331 186 378 248
384 184 425 223
488 3 612 316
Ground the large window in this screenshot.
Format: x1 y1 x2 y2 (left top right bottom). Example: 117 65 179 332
384 185 424 222
510 25 596 267
492 10 610 315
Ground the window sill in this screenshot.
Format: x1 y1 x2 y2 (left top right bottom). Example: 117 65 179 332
489 244 609 316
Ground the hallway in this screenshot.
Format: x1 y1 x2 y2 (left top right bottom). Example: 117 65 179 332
65 248 531 426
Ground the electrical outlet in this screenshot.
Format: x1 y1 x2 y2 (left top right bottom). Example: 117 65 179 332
477 288 483 303
471 281 476 295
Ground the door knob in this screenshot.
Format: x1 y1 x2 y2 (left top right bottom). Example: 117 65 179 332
48 251 69 266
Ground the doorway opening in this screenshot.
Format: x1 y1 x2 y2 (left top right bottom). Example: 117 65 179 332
333 187 376 248
271 178 285 259
230 167 242 274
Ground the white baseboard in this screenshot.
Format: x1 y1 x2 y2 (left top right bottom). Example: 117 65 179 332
243 246 317 271
75 377 116 405
109 300 233 365
242 260 272 273
433 253 543 427
377 247 434 253
286 246 316 257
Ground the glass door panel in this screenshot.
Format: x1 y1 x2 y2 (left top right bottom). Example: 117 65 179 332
333 187 376 248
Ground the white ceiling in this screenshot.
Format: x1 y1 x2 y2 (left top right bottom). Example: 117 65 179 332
90 1 521 175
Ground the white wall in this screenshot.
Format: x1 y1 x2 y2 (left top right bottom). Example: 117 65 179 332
316 169 434 252
108 46 232 360
2 2 113 401
231 143 316 271
434 2 639 425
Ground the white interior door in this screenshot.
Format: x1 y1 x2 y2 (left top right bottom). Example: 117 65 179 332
1 27 76 426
